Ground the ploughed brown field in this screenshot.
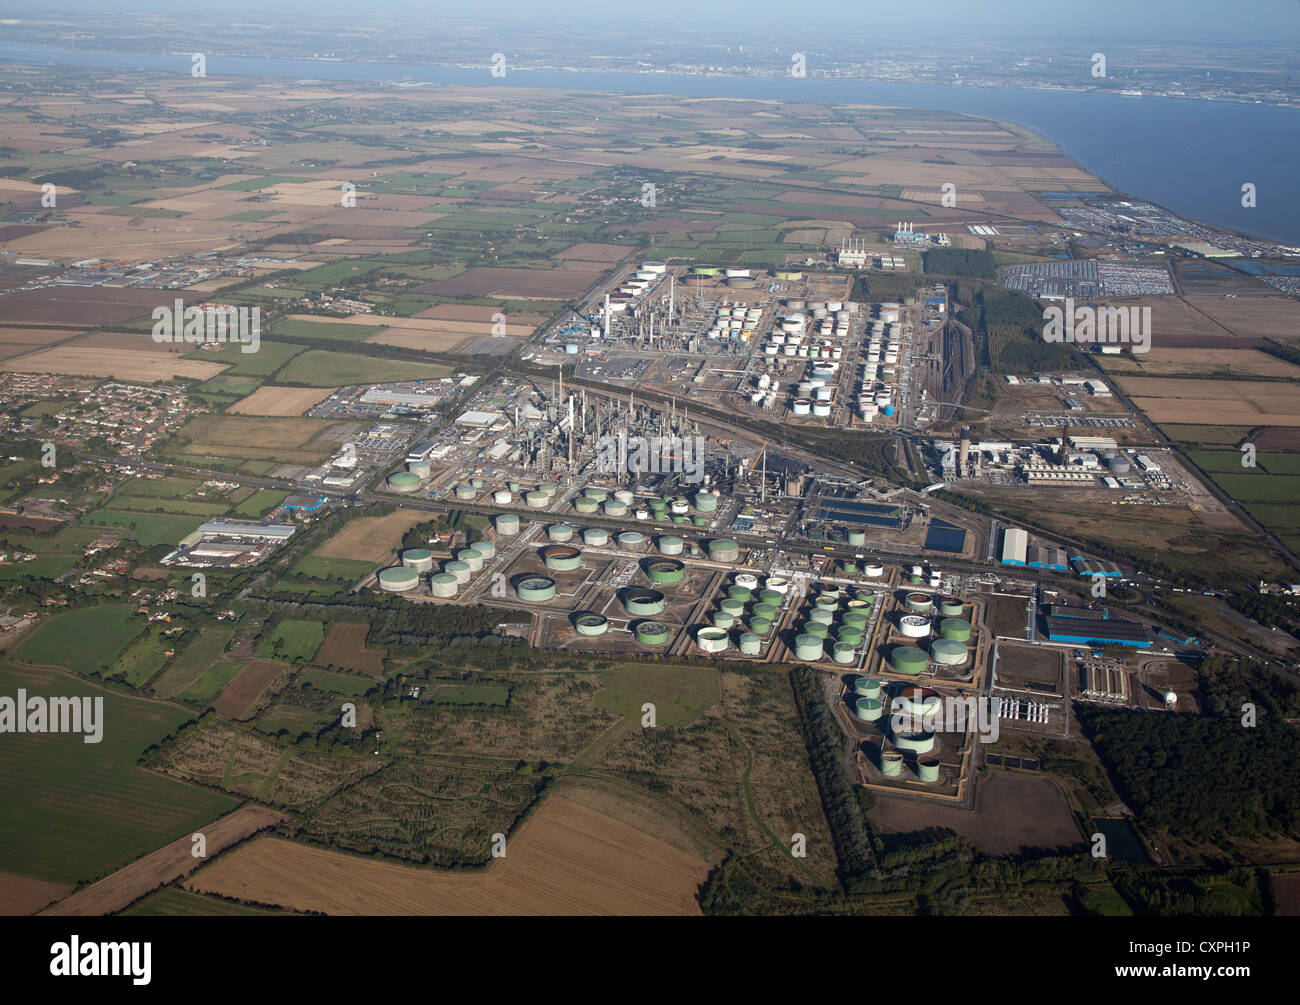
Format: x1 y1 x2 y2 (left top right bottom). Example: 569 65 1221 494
0 871 72 916
186 796 709 915
211 660 287 719
39 806 285 916
316 623 386 677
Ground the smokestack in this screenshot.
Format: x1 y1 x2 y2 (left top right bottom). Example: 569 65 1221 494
603 294 610 339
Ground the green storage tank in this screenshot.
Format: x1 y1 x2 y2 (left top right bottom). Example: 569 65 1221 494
847 529 866 546
707 539 740 562
739 633 762 656
853 677 881 698
752 603 777 621
387 471 421 493
377 566 420 593
929 639 968 666
809 608 834 626
889 646 928 675
694 492 718 512
793 634 824 662
574 496 599 514
759 589 782 606
516 576 557 602
646 559 686 585
842 611 868 631
635 621 670 646
574 613 609 637
854 697 883 721
624 588 666 616
880 751 904 777
541 545 582 572
939 618 972 642
748 616 772 635
803 622 829 639
836 627 863 646
712 611 736 630
917 756 941 783
938 598 965 618
719 598 745 617
832 642 856 665
728 586 752 603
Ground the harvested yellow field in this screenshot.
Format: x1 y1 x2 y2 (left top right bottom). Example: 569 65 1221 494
313 509 430 563
2 346 226 382
229 385 337 416
1121 376 1300 426
186 797 708 915
1100 348 1300 379
0 871 72 916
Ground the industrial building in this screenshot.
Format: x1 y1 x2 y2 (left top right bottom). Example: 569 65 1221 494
1000 527 1028 566
1045 606 1151 648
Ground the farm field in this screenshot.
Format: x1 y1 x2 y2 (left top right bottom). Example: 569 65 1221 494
229 385 336 416
311 510 429 563
85 508 202 546
292 554 376 581
275 350 454 386
178 662 248 705
1119 376 1300 427
187 795 709 915
2 346 226 382
211 659 289 719
869 770 1082 856
0 663 238 886
1097 348 1300 378
315 623 386 677
13 605 144 675
123 886 291 916
40 805 285 916
259 621 324 662
153 628 234 699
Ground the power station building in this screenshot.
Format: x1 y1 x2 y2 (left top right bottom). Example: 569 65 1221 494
1000 527 1028 566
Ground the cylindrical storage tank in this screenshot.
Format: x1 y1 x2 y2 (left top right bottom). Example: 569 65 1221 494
864 562 884 578
541 545 582 572
584 487 609 502
739 633 762 656
635 621 670 646
853 677 881 698
832 642 856 665
719 598 745 617
696 627 729 654
803 621 829 640
899 614 931 639
842 611 868 631
792 399 811 416
444 560 471 585
708 540 740 563
618 531 645 551
938 598 965 618
613 490 634 505
894 686 942 717
387 471 420 493
734 573 759 591
727 586 752 604
751 603 778 621
694 492 718 512
407 460 431 479
548 524 575 543
765 576 790 594
917 756 941 783
493 488 512 505
910 572 922 586
574 613 609 637
496 513 520 536
583 527 609 547
712 611 736 630
670 498 690 515
748 616 773 635
880 751 904 777
836 627 863 646
473 540 499 563
624 588 666 617
470 478 484 490
429 572 458 598
457 548 483 572
815 594 838 609
905 593 934 614
516 576 557 602
574 496 599 515
847 529 866 547
508 481 522 493
929 639 968 666
525 491 549 508
646 559 685 585
455 483 477 501
939 618 972 642
813 402 832 417
378 566 419 593
604 500 628 517
889 646 928 675
658 535 684 556
401 548 433 574
809 608 834 626
855 697 883 722
793 634 824 662
759 589 782 606
893 731 935 755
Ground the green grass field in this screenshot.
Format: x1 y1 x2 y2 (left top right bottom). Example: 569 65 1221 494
85 509 202 547
293 555 375 581
234 489 288 517
153 628 233 699
0 663 238 886
258 620 324 662
14 606 145 676
183 341 304 378
269 319 377 343
123 886 291 916
431 683 510 706
0 555 77 581
220 175 312 191
276 350 454 387
178 661 246 703
116 476 203 499
594 663 720 727
298 667 377 696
